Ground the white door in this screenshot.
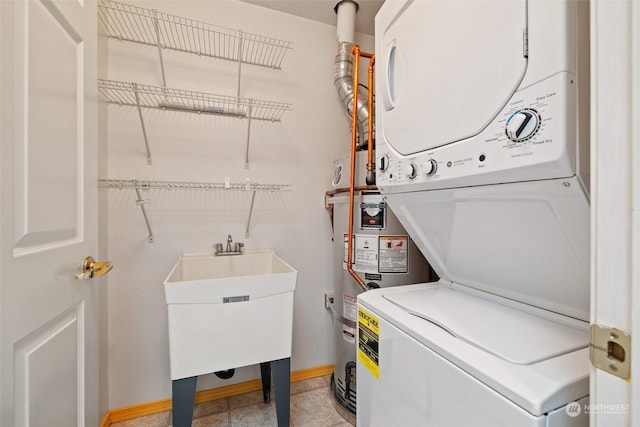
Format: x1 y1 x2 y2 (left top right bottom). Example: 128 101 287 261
590 0 639 425
0 0 101 426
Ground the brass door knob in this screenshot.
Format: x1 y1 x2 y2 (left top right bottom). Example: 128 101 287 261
75 256 113 280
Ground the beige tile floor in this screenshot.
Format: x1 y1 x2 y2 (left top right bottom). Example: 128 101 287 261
111 375 353 427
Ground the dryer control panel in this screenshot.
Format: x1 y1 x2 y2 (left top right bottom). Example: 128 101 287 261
376 73 578 193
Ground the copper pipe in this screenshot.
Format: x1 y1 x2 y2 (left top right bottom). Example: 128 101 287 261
347 44 369 292
324 185 378 201
366 55 376 185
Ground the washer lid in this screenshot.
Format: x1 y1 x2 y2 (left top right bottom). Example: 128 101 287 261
384 285 588 365
386 177 590 321
377 0 527 155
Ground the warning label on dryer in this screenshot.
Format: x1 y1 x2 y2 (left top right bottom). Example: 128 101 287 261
358 307 380 379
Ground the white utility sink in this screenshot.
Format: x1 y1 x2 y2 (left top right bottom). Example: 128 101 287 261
163 249 297 380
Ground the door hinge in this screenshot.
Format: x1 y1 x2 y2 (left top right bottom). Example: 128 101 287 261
589 324 631 381
523 28 529 58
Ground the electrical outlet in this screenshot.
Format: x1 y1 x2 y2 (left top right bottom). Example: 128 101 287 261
324 292 335 309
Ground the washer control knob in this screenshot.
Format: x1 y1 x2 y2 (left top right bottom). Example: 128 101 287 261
424 159 438 176
505 109 541 142
405 163 417 180
378 154 389 172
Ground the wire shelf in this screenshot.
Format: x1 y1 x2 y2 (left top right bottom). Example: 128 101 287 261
98 0 292 69
98 79 292 122
100 178 291 241
99 179 291 192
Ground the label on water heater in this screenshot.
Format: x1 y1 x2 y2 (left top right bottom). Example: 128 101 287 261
343 234 351 269
343 234 381 273
361 202 386 229
343 294 357 344
378 236 409 273
344 235 409 274
355 235 379 272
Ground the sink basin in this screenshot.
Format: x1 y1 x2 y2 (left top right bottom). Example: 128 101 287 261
163 249 297 380
164 249 297 303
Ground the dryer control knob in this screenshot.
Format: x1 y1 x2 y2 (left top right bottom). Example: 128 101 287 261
405 163 417 179
424 159 438 176
505 109 541 142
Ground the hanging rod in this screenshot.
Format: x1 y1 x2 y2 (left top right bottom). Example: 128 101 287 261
98 0 292 70
99 179 291 191
98 79 292 122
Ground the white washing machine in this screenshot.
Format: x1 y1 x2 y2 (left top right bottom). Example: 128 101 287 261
357 0 590 426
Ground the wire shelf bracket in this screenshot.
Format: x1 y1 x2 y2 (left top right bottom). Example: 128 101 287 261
133 83 153 165
133 184 154 242
245 190 257 238
245 100 253 169
99 179 291 242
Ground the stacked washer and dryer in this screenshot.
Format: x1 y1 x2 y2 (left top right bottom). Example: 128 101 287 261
356 0 591 426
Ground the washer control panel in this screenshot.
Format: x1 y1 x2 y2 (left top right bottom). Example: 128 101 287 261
377 73 577 192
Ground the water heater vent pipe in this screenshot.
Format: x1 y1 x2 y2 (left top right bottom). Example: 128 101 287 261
334 0 370 151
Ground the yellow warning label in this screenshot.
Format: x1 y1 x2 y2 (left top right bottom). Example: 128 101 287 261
357 307 380 379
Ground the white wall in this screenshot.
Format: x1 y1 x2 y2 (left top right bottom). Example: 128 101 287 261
105 0 373 408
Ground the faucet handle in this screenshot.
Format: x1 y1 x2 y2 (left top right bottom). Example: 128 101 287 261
215 243 223 253
234 242 244 253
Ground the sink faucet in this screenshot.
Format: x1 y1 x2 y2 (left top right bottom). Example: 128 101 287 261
215 235 244 256
226 234 233 252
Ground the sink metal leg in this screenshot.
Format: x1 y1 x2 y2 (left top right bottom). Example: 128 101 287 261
260 362 272 403
271 357 291 427
172 376 197 427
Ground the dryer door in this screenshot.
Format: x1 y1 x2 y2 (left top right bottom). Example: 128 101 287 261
376 0 528 156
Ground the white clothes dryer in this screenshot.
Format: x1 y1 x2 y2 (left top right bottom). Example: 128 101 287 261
357 0 590 425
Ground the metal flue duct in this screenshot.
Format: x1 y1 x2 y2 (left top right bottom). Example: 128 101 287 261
334 0 370 150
